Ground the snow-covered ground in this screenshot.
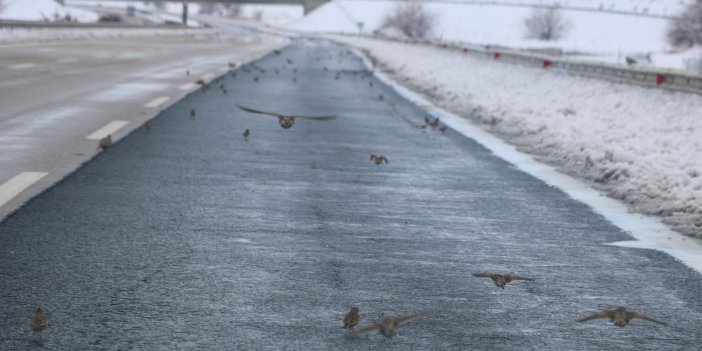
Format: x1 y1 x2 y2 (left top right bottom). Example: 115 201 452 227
0 0 99 22
289 0 702 71
329 35 702 238
0 27 227 44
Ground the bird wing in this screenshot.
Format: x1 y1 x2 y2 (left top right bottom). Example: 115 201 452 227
345 322 382 337
291 114 337 120
506 274 535 282
472 272 497 279
576 310 613 322
629 312 666 325
394 310 437 325
236 103 285 118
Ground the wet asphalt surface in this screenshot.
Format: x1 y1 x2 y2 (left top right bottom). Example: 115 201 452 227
1 41 702 350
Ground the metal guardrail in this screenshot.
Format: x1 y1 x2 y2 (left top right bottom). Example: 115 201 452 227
399 37 702 95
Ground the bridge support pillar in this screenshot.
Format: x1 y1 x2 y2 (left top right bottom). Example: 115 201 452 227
182 1 189 25
303 0 327 15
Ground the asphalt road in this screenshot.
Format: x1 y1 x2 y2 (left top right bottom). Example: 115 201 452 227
1 41 701 350
0 24 284 219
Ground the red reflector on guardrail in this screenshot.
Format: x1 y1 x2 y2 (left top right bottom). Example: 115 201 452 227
463 48 468 53
493 52 500 59
656 74 665 85
543 60 552 68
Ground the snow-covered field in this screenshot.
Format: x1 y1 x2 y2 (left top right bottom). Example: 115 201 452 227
330 35 702 238
0 0 99 22
289 0 701 71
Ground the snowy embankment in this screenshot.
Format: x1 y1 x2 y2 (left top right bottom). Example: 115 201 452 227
0 27 225 44
330 35 702 238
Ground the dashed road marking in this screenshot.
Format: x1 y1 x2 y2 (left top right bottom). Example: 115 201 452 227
179 82 197 91
144 96 170 108
86 120 129 140
0 172 48 208
9 63 35 69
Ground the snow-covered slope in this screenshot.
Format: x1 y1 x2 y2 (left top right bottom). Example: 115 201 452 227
289 0 702 70
0 0 98 22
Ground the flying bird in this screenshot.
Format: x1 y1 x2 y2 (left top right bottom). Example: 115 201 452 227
625 56 637 66
97 135 112 150
343 307 360 329
346 311 436 338
577 307 666 327
370 154 389 164
28 307 48 333
236 103 336 129
472 272 534 289
429 117 440 127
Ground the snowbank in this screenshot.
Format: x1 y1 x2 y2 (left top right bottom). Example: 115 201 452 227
0 27 225 44
0 0 98 22
330 35 702 237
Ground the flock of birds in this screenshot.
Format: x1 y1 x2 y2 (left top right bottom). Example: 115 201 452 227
72 47 668 342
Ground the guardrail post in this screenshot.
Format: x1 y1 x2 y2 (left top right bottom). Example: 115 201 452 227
182 1 188 25
656 74 665 85
543 60 552 68
463 48 468 53
493 52 500 60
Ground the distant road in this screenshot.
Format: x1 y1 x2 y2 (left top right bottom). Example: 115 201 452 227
0 23 285 220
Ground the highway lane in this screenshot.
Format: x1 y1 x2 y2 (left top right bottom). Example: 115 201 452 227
0 25 286 220
0 41 701 350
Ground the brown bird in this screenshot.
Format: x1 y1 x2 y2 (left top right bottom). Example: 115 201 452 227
472 272 534 289
273 49 282 55
228 62 236 68
440 126 448 133
242 128 250 139
190 109 196 119
143 121 151 133
346 310 436 338
28 307 48 333
577 307 666 327
97 135 112 150
370 154 389 165
343 307 360 329
429 117 440 128
236 103 336 129
196 79 206 86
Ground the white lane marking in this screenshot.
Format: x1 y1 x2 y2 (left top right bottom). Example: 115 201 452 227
201 73 215 80
352 48 702 274
0 172 48 208
57 58 77 63
144 96 170 108
179 82 197 91
86 120 129 140
9 63 35 69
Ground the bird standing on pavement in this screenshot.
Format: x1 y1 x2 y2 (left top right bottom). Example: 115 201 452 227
440 126 448 134
236 103 336 129
343 307 360 329
472 272 534 289
370 154 389 164
242 128 250 139
143 122 151 133
346 311 436 338
97 135 112 150
577 307 666 327
29 307 48 333
190 109 196 119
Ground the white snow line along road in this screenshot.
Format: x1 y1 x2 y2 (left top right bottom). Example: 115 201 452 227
201 73 215 80
144 96 171 109
349 47 702 274
57 58 77 63
179 82 197 91
86 120 129 140
0 172 48 209
9 63 35 69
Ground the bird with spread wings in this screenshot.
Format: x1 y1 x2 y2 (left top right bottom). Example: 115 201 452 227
236 103 336 129
345 310 436 338
577 307 666 327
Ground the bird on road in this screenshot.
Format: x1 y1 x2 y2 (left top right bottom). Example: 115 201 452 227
440 126 448 134
242 128 250 139
97 135 112 150
190 109 196 119
343 307 360 329
273 49 281 55
472 272 534 289
428 116 440 128
370 154 389 165
29 307 48 333
186 70 190 76
625 56 637 66
378 94 384 100
143 122 151 133
254 76 260 82
286 58 293 64
577 307 666 327
346 310 436 338
236 103 336 129
228 62 236 68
